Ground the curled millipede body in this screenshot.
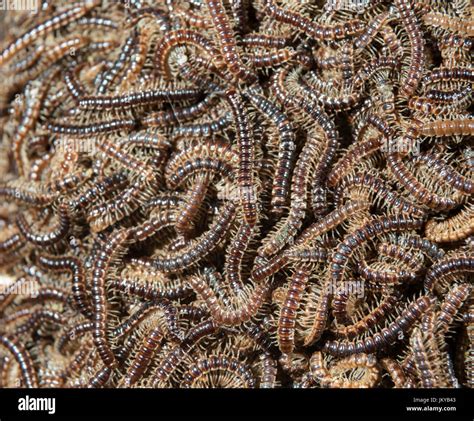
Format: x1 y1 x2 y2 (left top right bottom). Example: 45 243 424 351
181 355 256 388
0 334 38 388
37 255 92 319
323 296 433 357
425 204 474 243
16 202 71 247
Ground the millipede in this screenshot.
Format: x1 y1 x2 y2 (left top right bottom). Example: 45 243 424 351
299 282 331 347
327 137 383 187
88 365 112 388
277 266 310 354
424 253 474 293
425 204 474 243
15 201 71 247
409 311 453 388
437 283 472 335
302 73 363 112
180 355 256 388
224 222 255 294
0 334 38 388
12 71 57 177
418 118 474 138
386 153 457 211
395 0 425 96
78 88 202 111
46 118 137 136
153 29 223 79
247 49 295 69
205 0 256 83
87 176 157 232
165 139 237 189
119 25 150 89
110 276 193 302
423 67 474 84
141 94 219 128
225 88 259 228
354 10 391 50
0 1 100 66
108 302 167 340
123 322 164 386
56 321 94 354
258 125 324 257
174 177 210 238
89 228 130 368
423 12 474 37
307 351 380 388
244 87 295 213
425 85 473 104
415 153 474 196
7 45 46 74
259 353 278 388
96 35 136 95
323 295 433 357
292 200 371 247
241 33 290 49
263 0 365 42
331 216 425 285
0 0 472 391
30 36 90 78
189 272 271 326
140 201 237 273
175 6 212 29
329 291 402 340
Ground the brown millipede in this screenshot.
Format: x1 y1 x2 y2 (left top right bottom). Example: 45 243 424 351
0 0 99 66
